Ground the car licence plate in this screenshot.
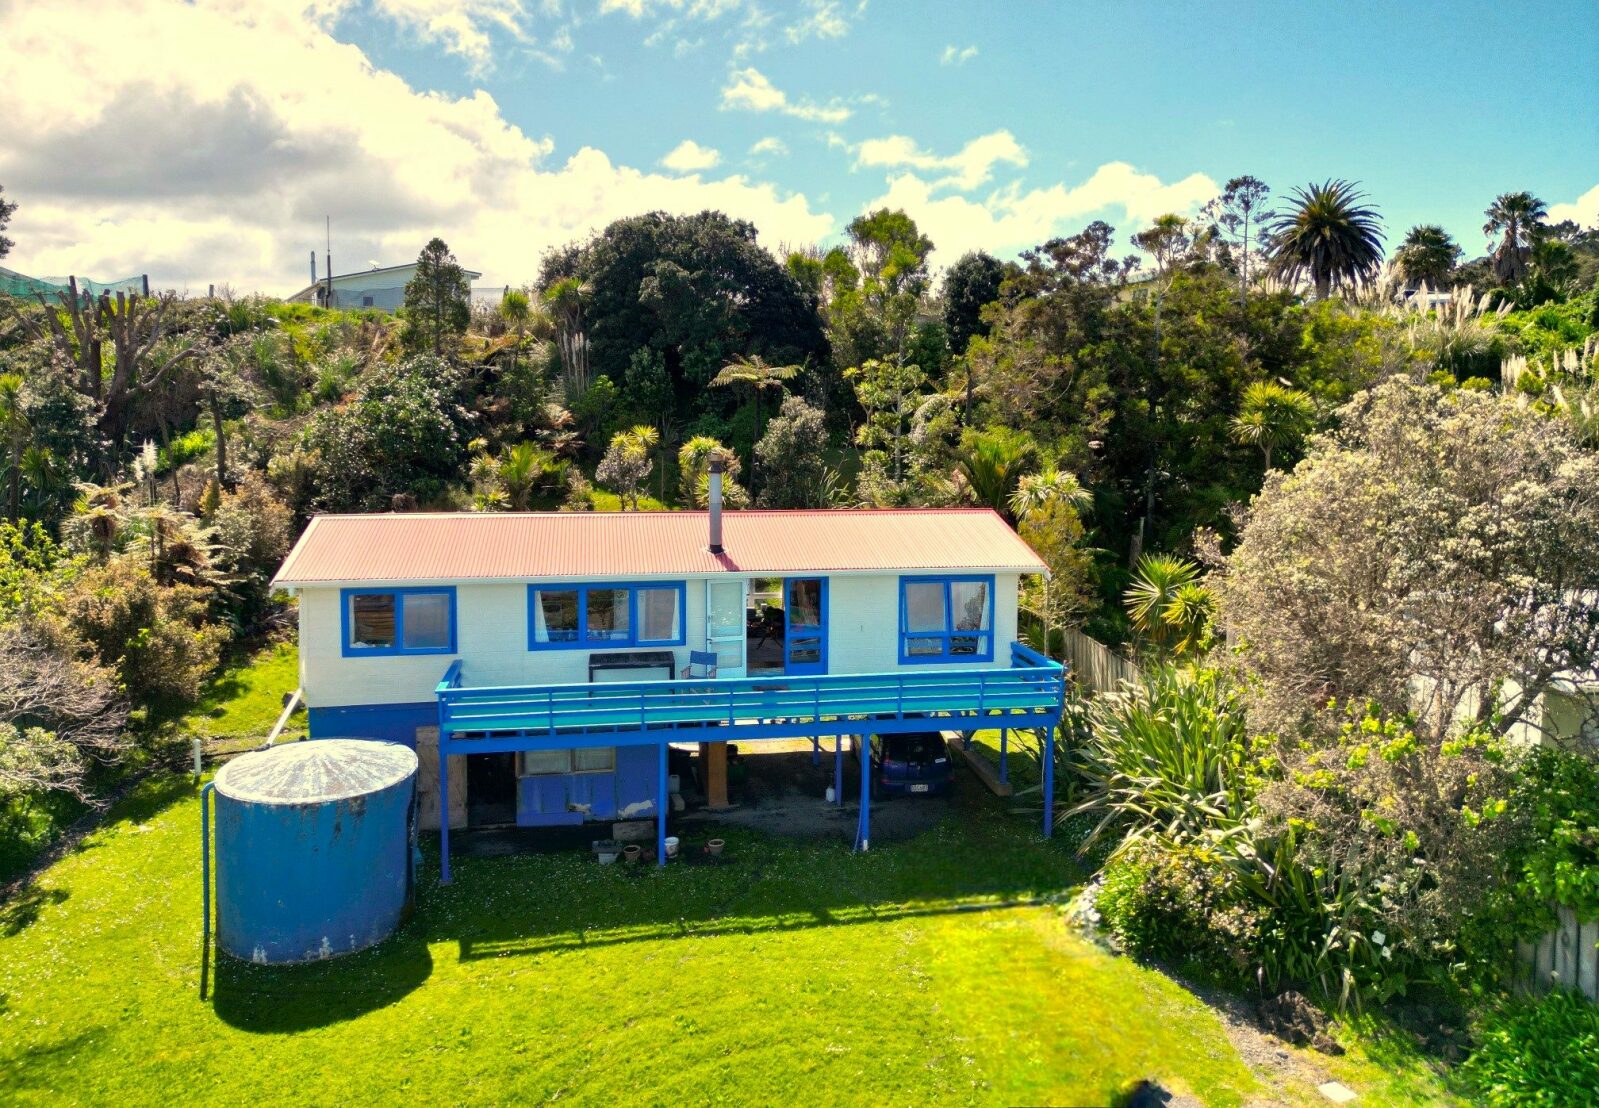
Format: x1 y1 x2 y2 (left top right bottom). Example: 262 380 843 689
909 783 929 793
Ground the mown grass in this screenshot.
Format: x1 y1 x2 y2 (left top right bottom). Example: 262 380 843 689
179 640 305 754
0 761 1459 1105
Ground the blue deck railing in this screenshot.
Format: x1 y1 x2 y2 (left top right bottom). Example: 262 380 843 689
435 642 1064 746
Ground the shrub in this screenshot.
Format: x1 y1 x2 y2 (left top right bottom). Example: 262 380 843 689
1095 840 1262 986
61 561 230 715
1462 992 1599 1106
1067 664 1259 856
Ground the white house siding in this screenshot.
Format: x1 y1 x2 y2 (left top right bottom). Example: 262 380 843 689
298 571 1024 712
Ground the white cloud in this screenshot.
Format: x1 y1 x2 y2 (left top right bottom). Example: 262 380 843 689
366 0 533 74
855 130 1026 191
1550 183 1599 228
720 66 851 123
0 0 832 293
784 1 853 44
749 136 788 157
866 162 1218 264
661 139 722 172
939 43 977 66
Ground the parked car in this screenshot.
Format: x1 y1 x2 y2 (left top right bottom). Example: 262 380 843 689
856 731 953 797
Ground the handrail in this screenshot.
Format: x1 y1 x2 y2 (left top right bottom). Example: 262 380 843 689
436 651 1064 740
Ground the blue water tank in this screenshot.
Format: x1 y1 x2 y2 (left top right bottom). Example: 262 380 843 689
213 739 418 964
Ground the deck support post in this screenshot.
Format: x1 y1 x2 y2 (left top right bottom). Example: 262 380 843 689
834 736 844 806
999 728 1009 785
439 736 452 884
811 735 820 766
701 741 729 810
1042 726 1055 839
855 734 871 852
657 741 668 867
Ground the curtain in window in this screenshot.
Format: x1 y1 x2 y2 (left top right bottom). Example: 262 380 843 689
534 589 579 643
402 592 451 650
638 587 681 643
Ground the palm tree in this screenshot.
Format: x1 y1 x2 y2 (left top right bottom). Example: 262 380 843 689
709 355 799 443
1124 554 1210 655
1483 191 1548 285
499 288 536 376
540 276 590 398
1231 382 1317 470
1009 466 1092 520
497 442 552 511
956 429 1034 516
0 373 32 521
1394 224 1461 289
1265 180 1386 299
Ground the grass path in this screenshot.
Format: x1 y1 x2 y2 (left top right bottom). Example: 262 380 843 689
0 769 1456 1105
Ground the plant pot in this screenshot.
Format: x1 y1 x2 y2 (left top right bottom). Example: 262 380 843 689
664 836 680 859
707 838 725 857
623 844 642 864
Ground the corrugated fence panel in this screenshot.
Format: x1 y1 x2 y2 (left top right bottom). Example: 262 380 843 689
1061 628 1142 695
1517 907 1599 1002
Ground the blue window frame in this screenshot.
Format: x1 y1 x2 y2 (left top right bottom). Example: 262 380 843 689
898 575 995 664
341 586 457 657
527 582 687 651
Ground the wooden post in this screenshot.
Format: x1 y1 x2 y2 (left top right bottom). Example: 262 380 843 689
701 740 730 809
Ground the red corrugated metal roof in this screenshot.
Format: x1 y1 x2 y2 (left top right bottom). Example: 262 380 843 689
272 509 1046 586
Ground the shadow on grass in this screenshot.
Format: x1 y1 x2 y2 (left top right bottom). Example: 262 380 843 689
0 885 69 937
211 938 435 1033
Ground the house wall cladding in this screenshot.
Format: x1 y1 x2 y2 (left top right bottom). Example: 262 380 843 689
297 572 1023 712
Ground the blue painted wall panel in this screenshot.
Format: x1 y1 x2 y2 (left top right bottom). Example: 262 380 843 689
309 702 434 747
513 744 660 826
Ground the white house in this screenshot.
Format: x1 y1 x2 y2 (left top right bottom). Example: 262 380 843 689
270 486 1066 873
286 261 484 312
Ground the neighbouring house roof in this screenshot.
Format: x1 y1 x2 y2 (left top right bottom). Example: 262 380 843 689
286 262 484 302
271 509 1048 588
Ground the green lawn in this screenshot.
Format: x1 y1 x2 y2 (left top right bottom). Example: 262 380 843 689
179 641 305 754
0 764 1458 1105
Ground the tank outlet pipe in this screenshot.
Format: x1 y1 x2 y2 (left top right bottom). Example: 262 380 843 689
200 781 214 997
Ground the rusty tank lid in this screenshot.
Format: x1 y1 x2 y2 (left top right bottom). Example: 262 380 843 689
214 739 417 805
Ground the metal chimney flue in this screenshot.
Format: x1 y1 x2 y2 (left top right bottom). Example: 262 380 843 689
708 456 725 555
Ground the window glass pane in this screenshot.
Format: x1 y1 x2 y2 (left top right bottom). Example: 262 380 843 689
950 633 988 656
534 589 579 643
707 581 743 638
950 580 991 632
638 587 681 642
520 749 570 775
586 589 631 641
402 592 451 650
787 579 822 628
787 635 821 665
903 581 947 633
572 746 616 773
350 593 396 649
905 635 945 657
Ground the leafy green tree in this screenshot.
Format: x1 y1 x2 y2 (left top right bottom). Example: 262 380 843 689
1394 224 1461 289
0 183 15 259
499 287 536 375
401 237 471 357
1513 237 1581 306
0 373 32 521
1483 191 1548 285
1231 381 1317 470
1203 175 1271 305
199 337 260 488
1265 180 1386 299
942 251 1007 356
754 396 830 508
596 425 658 510
846 355 926 484
542 212 825 405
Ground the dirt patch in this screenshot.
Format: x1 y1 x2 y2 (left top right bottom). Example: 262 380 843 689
1256 991 1345 1055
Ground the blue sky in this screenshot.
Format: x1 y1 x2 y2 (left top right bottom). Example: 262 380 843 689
0 0 1594 291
